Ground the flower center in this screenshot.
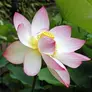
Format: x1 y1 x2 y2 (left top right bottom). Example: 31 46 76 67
30 37 38 49
37 31 54 39
29 31 54 49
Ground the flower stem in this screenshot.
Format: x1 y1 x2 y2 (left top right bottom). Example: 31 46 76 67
31 75 37 92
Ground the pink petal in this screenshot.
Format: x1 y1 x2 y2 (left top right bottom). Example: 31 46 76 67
42 54 65 70
48 67 70 87
50 25 71 39
38 36 55 55
56 38 85 53
17 23 31 48
24 49 41 76
13 12 31 33
3 41 30 64
55 52 90 68
31 7 49 36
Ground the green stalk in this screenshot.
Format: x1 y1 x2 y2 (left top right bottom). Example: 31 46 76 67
31 75 37 92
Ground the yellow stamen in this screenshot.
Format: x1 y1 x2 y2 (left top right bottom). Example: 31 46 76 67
37 31 54 39
29 31 54 50
29 37 38 49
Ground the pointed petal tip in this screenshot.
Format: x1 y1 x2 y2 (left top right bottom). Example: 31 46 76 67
37 6 46 15
3 51 7 58
14 12 19 15
62 80 70 88
13 12 20 19
76 53 91 61
73 61 82 68
13 12 24 24
39 6 48 17
71 57 91 68
77 39 85 48
59 75 70 88
86 57 91 61
63 25 72 29
49 67 70 88
2 41 30 64
67 26 72 32
13 12 22 30
3 50 12 64
59 25 72 31
39 6 47 17
40 6 46 10
65 84 70 88
83 55 91 61
61 25 72 34
2 50 17 64
31 6 49 35
82 40 86 44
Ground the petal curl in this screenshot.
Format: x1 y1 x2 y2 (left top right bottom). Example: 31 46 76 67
13 12 31 33
3 41 29 64
48 67 70 87
56 38 85 53
50 25 71 39
31 7 49 36
24 49 41 76
55 52 90 68
38 36 55 55
42 54 65 70
17 24 31 48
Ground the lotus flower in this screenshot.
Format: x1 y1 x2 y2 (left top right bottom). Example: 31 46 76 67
3 7 90 87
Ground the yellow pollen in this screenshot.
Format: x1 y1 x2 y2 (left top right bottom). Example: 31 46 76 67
29 31 54 49
37 31 54 39
29 37 38 49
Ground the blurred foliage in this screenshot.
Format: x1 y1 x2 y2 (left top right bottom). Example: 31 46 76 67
0 0 11 21
0 0 55 22
56 0 92 33
38 68 61 86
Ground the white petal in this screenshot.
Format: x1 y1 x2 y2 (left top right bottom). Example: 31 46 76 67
50 25 71 39
55 52 90 68
48 67 70 87
17 24 31 48
13 12 31 34
42 54 65 70
56 38 85 53
31 7 49 36
38 36 55 55
3 41 29 64
24 49 41 76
